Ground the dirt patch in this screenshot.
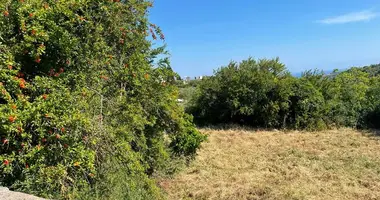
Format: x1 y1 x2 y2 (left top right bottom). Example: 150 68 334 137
0 187 46 200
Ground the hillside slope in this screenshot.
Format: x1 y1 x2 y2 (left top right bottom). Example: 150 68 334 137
161 129 380 200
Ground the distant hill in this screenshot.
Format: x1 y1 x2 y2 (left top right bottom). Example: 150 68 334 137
292 70 334 77
293 63 380 78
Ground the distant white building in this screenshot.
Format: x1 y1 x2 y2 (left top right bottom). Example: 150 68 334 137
183 76 191 84
182 75 207 83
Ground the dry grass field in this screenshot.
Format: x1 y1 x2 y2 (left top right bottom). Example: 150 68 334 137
160 128 380 200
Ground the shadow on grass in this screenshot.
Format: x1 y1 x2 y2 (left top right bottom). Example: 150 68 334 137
360 129 380 139
198 124 282 132
198 124 380 138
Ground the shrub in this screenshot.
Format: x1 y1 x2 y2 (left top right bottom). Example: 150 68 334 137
170 114 207 157
188 57 295 128
189 57 377 131
0 0 204 199
0 75 95 198
360 77 380 128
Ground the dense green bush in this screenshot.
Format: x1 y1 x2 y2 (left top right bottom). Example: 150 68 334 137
0 0 204 199
188 57 379 130
360 76 380 129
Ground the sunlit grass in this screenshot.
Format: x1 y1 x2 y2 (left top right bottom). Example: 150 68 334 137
161 128 380 200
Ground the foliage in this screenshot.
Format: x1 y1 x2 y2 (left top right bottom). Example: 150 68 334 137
188 57 378 130
0 0 204 199
347 63 380 77
178 87 196 100
360 76 380 129
169 114 207 157
188 58 293 127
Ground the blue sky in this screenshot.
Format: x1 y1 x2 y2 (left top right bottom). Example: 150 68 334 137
149 0 380 77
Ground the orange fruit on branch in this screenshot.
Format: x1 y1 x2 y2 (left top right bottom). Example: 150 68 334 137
8 116 16 123
3 160 9 166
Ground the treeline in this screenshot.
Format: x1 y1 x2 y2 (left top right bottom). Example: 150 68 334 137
187 57 380 130
347 63 380 77
0 1 204 199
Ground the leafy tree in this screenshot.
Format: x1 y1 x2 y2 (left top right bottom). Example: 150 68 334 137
0 0 204 199
360 76 380 128
188 57 294 128
188 57 380 131
329 69 370 127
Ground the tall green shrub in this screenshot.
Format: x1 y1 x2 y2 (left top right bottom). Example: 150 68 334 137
0 0 204 199
189 57 377 130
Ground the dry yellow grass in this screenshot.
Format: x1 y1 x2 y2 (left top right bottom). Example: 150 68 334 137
161 128 380 200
